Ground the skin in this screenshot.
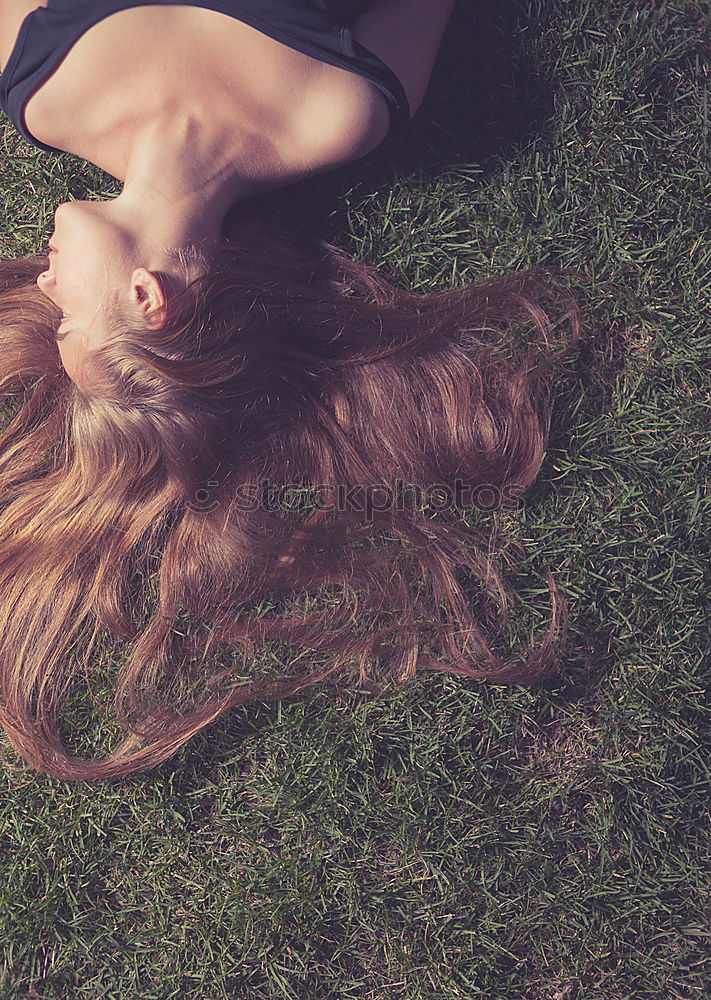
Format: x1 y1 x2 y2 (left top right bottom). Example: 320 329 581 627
30 0 458 387
35 109 256 386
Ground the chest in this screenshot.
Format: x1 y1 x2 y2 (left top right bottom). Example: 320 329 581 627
0 2 389 178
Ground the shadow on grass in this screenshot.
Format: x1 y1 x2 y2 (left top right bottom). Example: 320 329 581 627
225 0 558 242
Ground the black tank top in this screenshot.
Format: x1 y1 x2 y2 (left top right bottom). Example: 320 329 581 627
0 0 410 155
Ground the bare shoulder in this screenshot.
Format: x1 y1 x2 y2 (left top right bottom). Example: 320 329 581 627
350 0 456 120
293 71 392 168
0 1 48 74
301 0 458 166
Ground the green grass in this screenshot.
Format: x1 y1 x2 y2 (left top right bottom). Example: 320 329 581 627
0 0 708 997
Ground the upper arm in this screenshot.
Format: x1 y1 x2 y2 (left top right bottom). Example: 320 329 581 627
350 0 456 120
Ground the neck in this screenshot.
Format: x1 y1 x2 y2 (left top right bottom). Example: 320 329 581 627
116 109 259 252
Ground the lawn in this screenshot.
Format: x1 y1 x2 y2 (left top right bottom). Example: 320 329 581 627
0 1 708 997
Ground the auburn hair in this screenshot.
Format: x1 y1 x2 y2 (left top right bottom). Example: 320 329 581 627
0 205 582 781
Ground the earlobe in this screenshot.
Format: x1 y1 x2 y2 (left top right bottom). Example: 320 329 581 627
143 305 169 330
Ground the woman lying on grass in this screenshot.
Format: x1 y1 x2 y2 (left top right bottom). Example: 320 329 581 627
0 0 581 780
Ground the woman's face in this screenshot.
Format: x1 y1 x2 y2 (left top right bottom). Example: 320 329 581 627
36 200 132 383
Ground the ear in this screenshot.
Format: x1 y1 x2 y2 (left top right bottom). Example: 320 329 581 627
130 267 171 330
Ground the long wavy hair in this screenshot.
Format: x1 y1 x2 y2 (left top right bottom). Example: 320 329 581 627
0 203 582 781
